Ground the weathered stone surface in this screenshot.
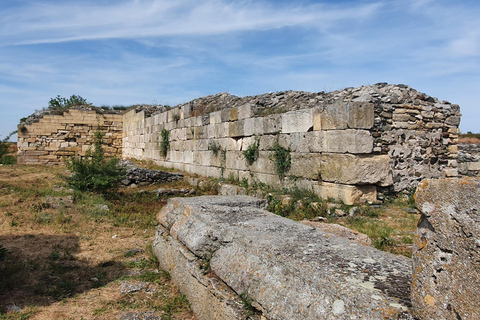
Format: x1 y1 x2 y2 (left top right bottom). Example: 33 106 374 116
413 178 480 320
313 101 348 130
301 220 372 246
153 225 253 320
156 196 413 320
313 182 377 205
281 109 313 133
347 102 374 129
320 153 393 186
323 129 373 154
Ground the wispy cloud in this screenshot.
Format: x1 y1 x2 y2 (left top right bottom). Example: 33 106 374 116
0 0 383 45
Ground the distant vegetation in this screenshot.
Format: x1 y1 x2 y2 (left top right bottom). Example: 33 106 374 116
0 130 17 165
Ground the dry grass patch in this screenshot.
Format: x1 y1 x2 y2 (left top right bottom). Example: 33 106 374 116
0 164 195 320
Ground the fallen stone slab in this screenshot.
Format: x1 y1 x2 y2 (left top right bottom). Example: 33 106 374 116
413 177 480 320
154 196 413 320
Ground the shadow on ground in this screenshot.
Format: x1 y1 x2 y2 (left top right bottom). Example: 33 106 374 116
0 233 125 312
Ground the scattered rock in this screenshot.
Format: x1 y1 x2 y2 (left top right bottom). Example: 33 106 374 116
119 311 160 320
349 206 359 216
125 247 144 257
120 280 156 294
154 188 195 197
45 195 74 208
334 208 347 217
96 204 109 212
5 305 22 313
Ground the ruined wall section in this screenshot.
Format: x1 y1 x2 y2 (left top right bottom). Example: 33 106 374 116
123 84 460 203
17 109 123 164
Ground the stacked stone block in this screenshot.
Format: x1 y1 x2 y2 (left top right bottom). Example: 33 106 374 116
17 109 123 164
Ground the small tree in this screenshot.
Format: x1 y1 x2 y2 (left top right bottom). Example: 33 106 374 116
48 95 90 111
0 130 17 165
65 128 125 193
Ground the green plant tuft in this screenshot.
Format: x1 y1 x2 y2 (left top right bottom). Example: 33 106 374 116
243 138 260 165
209 141 221 156
270 142 291 179
0 130 17 165
160 129 170 158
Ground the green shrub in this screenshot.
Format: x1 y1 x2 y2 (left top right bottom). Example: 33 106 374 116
270 142 291 179
243 138 259 165
160 129 170 158
49 94 89 111
65 128 125 193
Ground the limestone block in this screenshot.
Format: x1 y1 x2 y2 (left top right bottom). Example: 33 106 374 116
209 111 222 124
237 104 252 120
217 138 241 151
194 139 210 151
253 117 264 136
229 120 245 138
215 123 229 138
181 104 192 119
258 135 277 151
226 151 247 171
263 114 282 134
156 196 412 320
289 153 322 180
323 129 373 154
243 118 255 137
413 178 480 320
281 109 313 133
313 101 348 130
153 226 249 320
320 153 393 186
249 152 277 175
206 124 216 139
229 108 239 121
304 131 326 153
252 172 282 188
347 102 374 129
220 109 231 122
313 182 377 205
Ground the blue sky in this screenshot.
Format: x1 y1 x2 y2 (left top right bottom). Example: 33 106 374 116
1 0 479 140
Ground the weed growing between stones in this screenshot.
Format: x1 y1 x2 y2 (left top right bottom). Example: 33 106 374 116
240 292 256 316
243 137 260 165
208 140 221 156
270 142 291 180
160 129 170 158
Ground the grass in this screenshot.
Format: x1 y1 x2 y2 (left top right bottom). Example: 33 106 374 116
0 164 195 319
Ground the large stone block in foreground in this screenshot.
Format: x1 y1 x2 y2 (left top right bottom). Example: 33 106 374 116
413 178 480 320
154 196 413 320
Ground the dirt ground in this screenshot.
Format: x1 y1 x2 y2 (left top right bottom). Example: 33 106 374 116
0 164 196 320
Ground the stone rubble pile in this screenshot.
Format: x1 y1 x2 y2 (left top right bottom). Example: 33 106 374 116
120 161 184 186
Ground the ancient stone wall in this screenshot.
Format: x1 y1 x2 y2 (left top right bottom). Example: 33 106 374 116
123 83 460 204
458 143 480 176
17 108 123 164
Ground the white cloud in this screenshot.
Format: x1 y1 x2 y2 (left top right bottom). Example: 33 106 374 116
0 0 383 45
